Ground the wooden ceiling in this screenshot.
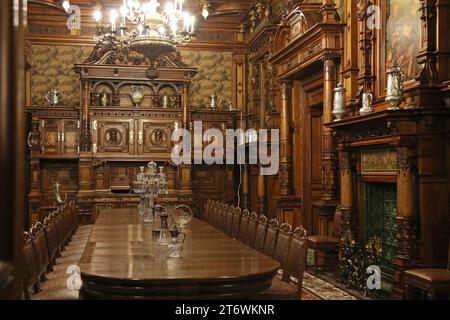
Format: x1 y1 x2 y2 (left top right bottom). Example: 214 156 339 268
26 0 259 48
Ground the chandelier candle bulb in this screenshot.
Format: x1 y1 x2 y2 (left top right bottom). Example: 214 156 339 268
190 16 195 34
110 9 117 32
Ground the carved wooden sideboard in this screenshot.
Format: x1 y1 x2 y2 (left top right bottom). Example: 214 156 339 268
27 44 239 224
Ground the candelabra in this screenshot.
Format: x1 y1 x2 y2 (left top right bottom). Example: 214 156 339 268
133 162 169 223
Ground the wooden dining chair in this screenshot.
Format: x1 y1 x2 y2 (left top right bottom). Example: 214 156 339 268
209 201 219 225
307 209 342 272
204 199 212 221
230 207 242 239
273 223 293 279
43 214 59 267
404 239 450 300
30 223 50 280
224 205 235 235
244 212 259 248
263 219 279 258
257 226 309 300
254 215 268 253
23 232 40 299
237 209 251 243
218 203 228 230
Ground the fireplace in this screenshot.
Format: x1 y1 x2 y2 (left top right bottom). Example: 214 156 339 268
365 183 398 264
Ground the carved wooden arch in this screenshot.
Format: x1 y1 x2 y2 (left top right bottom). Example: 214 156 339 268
273 25 291 53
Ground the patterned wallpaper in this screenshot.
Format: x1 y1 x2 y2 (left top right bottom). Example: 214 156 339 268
180 49 232 108
30 45 232 108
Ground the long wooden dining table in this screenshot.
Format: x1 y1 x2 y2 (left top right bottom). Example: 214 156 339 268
78 208 280 299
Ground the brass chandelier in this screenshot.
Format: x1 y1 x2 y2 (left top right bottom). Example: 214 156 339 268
92 0 199 77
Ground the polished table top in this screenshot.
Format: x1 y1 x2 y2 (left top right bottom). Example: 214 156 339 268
78 209 279 299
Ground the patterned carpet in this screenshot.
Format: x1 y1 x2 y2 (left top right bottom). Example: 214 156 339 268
301 273 357 300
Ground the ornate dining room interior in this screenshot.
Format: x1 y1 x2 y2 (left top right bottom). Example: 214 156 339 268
0 0 449 301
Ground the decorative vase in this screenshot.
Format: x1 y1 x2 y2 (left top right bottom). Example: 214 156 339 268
130 85 144 107
332 83 347 121
46 89 60 107
386 63 405 110
99 91 110 106
359 92 374 116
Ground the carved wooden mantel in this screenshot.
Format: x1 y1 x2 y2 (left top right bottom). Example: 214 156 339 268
327 107 450 298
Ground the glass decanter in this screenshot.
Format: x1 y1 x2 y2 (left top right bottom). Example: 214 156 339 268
167 224 185 258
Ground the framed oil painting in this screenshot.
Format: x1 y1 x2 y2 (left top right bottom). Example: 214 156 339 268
385 0 421 81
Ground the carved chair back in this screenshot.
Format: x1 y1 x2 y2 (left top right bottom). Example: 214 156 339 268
273 223 293 268
244 212 259 248
224 205 235 235
237 209 251 243
254 215 268 253
285 226 308 294
231 207 242 239
263 219 279 258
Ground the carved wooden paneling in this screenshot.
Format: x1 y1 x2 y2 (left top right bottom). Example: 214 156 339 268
40 119 59 156
138 120 174 155
93 119 134 155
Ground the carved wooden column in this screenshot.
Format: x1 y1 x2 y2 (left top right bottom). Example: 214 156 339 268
0 0 26 298
257 167 266 216
279 81 294 196
339 146 356 235
322 56 339 201
80 80 91 152
356 0 374 98
415 0 441 108
395 142 419 261
77 79 94 222
179 83 193 201
392 140 419 298
182 83 190 129
416 0 438 86
28 117 42 224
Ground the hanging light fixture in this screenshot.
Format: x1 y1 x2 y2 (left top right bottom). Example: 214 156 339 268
62 0 71 12
88 0 201 79
200 1 210 19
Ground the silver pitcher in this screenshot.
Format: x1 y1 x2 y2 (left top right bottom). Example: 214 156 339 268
359 92 374 116
386 63 405 110
46 88 60 107
209 93 221 110
332 83 347 121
